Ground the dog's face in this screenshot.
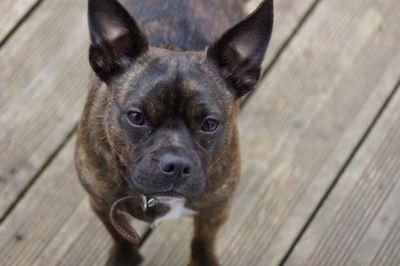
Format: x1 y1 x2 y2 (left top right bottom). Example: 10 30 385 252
104 51 234 198
88 0 273 199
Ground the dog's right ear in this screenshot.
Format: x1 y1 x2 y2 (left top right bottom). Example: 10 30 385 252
88 0 148 81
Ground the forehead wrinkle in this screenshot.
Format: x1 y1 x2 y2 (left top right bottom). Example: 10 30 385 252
141 62 177 99
123 53 196 105
123 60 176 108
178 77 216 119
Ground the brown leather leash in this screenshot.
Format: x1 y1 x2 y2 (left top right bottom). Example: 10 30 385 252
109 196 141 246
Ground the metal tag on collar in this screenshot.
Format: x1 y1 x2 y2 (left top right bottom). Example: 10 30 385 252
142 195 156 212
147 198 156 207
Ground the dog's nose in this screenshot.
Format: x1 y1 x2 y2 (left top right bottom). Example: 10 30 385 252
159 153 192 178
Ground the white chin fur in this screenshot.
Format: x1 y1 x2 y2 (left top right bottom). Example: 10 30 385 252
151 197 197 228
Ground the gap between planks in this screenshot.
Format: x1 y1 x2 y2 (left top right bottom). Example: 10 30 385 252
278 78 400 266
0 0 44 47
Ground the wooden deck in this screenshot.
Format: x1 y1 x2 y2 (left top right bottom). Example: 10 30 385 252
0 0 399 265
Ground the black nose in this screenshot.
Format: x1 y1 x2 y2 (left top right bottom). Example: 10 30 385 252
159 153 192 178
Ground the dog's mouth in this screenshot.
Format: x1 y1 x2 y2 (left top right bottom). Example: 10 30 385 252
128 178 187 200
145 190 184 203
145 190 184 199
127 173 203 202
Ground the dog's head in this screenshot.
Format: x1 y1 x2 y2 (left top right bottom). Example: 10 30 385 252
87 0 273 199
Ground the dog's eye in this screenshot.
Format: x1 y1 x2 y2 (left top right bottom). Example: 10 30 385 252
200 117 219 132
127 111 145 126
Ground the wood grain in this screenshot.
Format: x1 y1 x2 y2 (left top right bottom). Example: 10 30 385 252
139 0 400 265
0 0 318 222
0 0 40 42
0 0 89 218
246 0 318 70
286 85 400 266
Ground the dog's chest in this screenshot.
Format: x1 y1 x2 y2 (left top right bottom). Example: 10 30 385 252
151 198 197 228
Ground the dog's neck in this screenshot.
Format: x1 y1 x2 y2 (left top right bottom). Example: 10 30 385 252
119 0 245 51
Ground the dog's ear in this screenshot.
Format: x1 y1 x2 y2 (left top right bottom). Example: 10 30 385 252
88 0 148 81
207 0 273 98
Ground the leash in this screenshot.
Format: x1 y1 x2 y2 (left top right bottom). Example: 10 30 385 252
109 194 157 246
109 196 142 246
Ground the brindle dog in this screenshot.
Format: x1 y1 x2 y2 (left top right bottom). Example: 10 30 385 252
75 0 273 265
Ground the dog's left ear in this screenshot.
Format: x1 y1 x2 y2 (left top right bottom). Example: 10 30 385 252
207 0 273 98
88 0 148 81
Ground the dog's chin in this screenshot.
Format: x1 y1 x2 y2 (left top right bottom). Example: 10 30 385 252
145 191 188 202
129 181 184 199
129 176 205 200
131 183 203 201
145 190 185 200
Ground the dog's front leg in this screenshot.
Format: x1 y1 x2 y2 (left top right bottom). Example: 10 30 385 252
190 204 231 266
89 197 143 266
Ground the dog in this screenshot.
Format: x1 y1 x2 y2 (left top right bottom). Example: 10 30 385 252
75 0 273 265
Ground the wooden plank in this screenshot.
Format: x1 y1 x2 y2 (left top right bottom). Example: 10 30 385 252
285 86 400 266
0 139 148 266
0 0 89 218
139 0 400 265
246 0 317 69
0 0 40 42
0 0 318 222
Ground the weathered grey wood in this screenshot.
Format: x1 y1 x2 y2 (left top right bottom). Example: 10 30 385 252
0 0 318 222
0 0 40 42
286 86 400 266
139 0 400 265
246 0 317 69
0 139 148 266
0 0 89 218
